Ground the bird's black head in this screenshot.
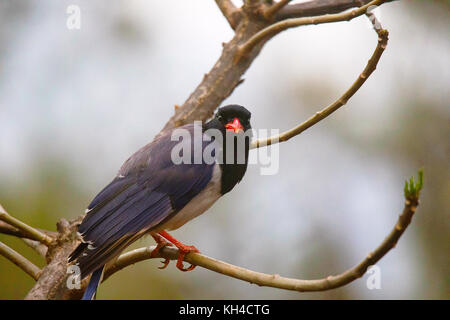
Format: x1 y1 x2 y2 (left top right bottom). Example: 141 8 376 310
204 105 252 195
205 104 252 134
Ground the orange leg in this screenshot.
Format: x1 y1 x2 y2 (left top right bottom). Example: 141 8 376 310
158 231 200 272
150 234 172 269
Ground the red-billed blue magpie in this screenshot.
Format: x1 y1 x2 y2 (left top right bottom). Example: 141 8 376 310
68 105 252 299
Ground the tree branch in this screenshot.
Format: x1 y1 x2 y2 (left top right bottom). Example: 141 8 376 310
104 171 422 292
0 204 54 246
236 0 387 61
250 14 388 149
0 241 41 281
0 220 27 238
215 0 243 30
0 219 52 257
263 0 292 19
276 0 395 20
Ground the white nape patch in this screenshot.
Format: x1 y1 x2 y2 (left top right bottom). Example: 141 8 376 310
158 164 222 231
82 253 87 257
85 208 91 214
118 174 125 178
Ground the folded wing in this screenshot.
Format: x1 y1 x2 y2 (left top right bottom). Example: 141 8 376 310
69 124 215 277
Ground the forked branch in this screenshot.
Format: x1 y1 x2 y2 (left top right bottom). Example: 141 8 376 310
236 0 388 61
0 204 54 246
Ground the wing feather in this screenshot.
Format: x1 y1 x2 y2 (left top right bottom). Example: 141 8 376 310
70 124 217 277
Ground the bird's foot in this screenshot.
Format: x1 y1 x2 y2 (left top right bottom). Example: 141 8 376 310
175 245 200 272
151 234 173 269
158 231 200 272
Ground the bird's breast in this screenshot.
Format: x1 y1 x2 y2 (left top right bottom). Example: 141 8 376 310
157 163 222 231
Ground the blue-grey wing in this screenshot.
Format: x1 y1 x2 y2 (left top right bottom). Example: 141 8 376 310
69 124 215 277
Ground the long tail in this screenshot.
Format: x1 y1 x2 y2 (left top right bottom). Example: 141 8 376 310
82 266 104 300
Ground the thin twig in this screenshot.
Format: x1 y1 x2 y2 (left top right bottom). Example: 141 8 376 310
0 220 53 257
0 241 41 280
236 0 387 61
0 220 56 242
215 0 242 30
264 0 292 19
250 16 388 149
276 0 394 20
0 220 27 238
0 204 54 246
104 192 419 291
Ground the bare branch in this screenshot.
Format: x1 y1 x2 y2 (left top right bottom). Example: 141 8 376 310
264 0 292 19
275 0 393 20
0 241 41 280
236 0 388 61
0 204 54 246
250 15 388 149
215 0 242 30
0 218 53 257
0 219 56 243
104 190 420 291
0 220 26 238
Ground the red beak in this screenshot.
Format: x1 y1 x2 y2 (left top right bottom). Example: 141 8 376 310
225 118 244 133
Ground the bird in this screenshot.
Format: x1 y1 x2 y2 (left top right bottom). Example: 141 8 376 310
68 104 252 300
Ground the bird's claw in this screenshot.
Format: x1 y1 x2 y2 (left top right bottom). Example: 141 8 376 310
176 249 198 272
158 258 171 269
155 231 200 272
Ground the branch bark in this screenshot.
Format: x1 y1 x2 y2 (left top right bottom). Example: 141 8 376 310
25 217 85 300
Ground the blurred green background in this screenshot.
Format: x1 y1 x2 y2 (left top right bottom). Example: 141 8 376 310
0 0 448 299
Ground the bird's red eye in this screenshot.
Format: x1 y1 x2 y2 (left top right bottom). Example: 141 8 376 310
225 118 244 133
